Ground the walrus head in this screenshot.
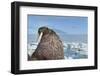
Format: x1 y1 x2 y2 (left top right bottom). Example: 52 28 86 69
38 27 49 35
37 26 55 44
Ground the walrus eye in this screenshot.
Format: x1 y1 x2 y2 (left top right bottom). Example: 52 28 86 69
37 32 43 44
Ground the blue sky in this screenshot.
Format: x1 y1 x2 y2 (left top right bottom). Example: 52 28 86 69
28 15 88 35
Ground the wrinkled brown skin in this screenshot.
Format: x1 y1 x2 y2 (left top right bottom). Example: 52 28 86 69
31 27 64 60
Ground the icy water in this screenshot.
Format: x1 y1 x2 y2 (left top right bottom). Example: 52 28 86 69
64 47 88 59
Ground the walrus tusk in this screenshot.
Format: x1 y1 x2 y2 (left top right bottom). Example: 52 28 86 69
37 32 43 44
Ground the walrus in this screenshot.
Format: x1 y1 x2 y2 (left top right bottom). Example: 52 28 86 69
31 26 64 60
